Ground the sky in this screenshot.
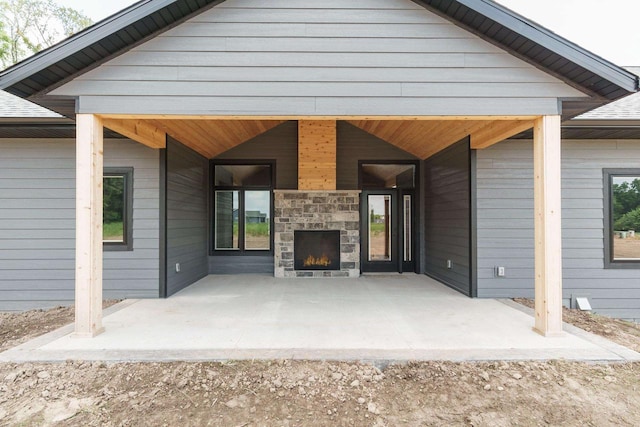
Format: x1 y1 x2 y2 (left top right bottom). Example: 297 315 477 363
60 0 640 66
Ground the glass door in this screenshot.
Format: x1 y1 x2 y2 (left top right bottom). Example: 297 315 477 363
361 190 414 273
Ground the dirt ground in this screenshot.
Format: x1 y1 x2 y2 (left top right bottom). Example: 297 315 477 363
0 302 639 426
614 236 640 259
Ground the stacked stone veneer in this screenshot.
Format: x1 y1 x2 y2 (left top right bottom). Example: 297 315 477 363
274 190 360 278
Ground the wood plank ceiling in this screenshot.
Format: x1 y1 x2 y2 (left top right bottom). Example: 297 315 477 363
101 117 535 160
347 119 534 159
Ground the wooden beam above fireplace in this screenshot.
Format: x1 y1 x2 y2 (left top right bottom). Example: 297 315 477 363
298 120 337 190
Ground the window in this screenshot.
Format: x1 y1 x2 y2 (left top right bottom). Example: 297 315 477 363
104 168 133 251
604 169 640 267
212 163 273 253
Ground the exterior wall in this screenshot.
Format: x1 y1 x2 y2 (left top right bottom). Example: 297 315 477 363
336 122 418 189
210 121 297 274
424 138 472 295
0 138 160 311
477 139 640 321
166 137 209 297
214 121 298 189
56 0 584 116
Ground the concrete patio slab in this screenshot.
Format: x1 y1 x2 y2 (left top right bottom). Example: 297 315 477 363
2 275 639 363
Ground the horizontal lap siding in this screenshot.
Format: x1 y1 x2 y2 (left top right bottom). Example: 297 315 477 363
166 138 209 295
477 139 640 321
0 139 160 311
424 139 471 295
59 0 582 116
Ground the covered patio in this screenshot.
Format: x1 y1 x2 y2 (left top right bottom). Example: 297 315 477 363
2 275 638 363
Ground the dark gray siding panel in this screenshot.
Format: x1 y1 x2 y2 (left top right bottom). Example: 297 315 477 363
337 122 418 190
214 121 297 189
476 139 640 322
0 138 160 311
209 256 274 275
166 137 209 296
424 138 471 295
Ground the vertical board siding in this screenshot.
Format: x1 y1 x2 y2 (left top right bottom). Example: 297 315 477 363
424 138 471 295
0 139 160 311
166 137 209 296
477 139 640 321
298 120 337 190
58 0 583 116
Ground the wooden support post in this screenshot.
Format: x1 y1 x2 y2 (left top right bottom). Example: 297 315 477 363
73 114 105 338
533 115 564 337
298 120 337 190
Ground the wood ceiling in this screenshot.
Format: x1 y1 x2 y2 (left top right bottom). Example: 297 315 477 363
100 116 536 159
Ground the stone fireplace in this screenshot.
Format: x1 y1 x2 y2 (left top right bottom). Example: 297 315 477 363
274 190 360 278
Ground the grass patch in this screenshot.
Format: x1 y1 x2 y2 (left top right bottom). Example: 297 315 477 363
103 221 123 241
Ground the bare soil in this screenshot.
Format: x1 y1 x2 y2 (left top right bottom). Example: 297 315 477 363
614 236 640 259
0 302 639 426
514 298 640 353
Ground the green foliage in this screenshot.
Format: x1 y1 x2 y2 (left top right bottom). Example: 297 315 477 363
104 177 124 223
0 0 92 67
614 207 640 232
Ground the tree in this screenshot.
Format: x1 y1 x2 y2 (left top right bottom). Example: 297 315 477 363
613 178 640 231
0 0 92 67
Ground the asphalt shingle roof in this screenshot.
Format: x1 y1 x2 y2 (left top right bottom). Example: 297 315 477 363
577 67 640 120
0 90 61 118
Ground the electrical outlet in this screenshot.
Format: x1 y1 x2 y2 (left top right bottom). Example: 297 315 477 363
446 260 452 269
175 263 181 273
496 266 505 277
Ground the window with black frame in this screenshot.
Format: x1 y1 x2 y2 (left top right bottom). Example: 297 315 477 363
103 168 133 251
213 164 273 253
605 169 640 267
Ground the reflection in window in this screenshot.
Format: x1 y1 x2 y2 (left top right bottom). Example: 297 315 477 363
612 175 640 261
215 191 239 250
361 164 415 189
214 165 272 187
368 195 391 261
244 191 271 250
104 176 125 242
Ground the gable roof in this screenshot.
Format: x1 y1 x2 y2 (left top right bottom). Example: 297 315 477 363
0 0 637 119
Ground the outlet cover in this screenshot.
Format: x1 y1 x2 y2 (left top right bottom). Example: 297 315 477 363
175 263 181 273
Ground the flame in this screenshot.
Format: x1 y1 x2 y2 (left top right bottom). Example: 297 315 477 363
303 254 332 267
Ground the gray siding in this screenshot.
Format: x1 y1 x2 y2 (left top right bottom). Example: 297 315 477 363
424 138 471 295
56 0 583 116
166 137 209 296
477 139 640 321
0 138 160 311
337 122 418 190
214 121 297 189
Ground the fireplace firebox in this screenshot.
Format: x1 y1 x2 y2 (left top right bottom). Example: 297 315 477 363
294 230 341 271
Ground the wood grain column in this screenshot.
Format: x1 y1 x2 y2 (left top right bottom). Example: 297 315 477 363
298 120 337 190
533 115 564 337
73 114 105 338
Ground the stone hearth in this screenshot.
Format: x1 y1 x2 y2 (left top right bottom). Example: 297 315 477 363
274 190 360 278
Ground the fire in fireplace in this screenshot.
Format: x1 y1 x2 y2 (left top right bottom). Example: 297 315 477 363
294 230 341 271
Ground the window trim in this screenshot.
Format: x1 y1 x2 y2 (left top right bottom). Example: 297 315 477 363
603 168 640 269
104 167 134 252
210 160 275 256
